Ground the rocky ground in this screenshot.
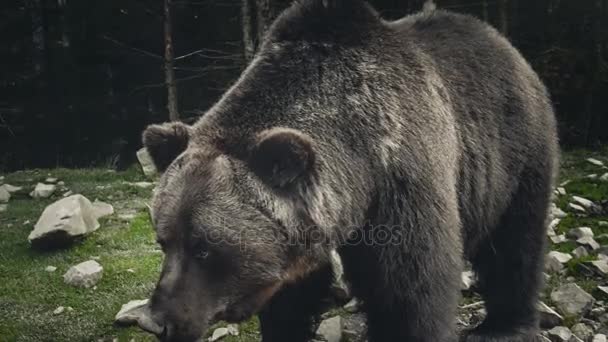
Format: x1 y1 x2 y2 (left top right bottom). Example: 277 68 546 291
0 149 607 342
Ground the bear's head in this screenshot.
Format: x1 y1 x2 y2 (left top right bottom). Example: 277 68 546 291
139 121 328 341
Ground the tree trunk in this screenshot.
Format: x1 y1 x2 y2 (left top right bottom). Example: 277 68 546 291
481 0 488 21
242 0 290 61
25 0 47 75
498 0 508 36
242 0 257 61
164 0 179 121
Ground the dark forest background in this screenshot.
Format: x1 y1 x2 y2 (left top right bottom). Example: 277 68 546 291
1 0 607 171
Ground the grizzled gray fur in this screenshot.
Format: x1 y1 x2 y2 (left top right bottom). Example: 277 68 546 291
140 1 558 341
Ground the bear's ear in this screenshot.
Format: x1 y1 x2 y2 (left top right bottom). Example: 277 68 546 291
142 122 190 172
249 128 315 189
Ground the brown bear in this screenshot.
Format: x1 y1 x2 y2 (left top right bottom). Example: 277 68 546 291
138 1 558 341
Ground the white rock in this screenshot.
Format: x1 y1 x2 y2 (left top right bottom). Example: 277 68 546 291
551 204 567 219
568 203 586 213
1 184 22 193
546 252 572 272
577 236 600 251
131 182 155 189
590 260 608 275
587 158 605 167
30 183 56 199
538 301 563 328
600 173 608 182
45 266 57 272
0 187 10 203
548 251 573 264
550 283 595 316
586 174 598 180
547 326 572 342
209 327 229 342
551 234 568 244
53 306 65 315
572 196 595 209
598 286 608 296
593 334 607 342
114 299 162 335
63 260 103 288
316 316 343 342
571 323 594 341
461 270 476 290
556 187 566 195
0 204 7 212
600 221 608 227
572 246 589 258
226 324 239 336
137 148 157 177
28 195 113 247
45 177 58 184
330 250 350 300
62 190 73 197
92 200 114 217
568 227 594 239
343 298 359 313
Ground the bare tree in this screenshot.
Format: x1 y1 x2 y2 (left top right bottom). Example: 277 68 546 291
242 0 290 61
498 0 508 36
25 0 46 75
164 0 179 121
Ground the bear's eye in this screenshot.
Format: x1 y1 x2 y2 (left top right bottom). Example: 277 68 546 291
195 250 210 260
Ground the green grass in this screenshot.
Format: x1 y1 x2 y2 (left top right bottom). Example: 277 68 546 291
1 148 607 340
0 168 263 341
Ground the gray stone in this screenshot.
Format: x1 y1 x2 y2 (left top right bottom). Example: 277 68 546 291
316 316 343 342
28 195 113 247
30 183 56 199
461 270 476 290
568 203 587 214
577 236 600 251
600 173 608 182
590 260 608 275
0 204 7 212
137 148 157 177
63 260 103 288
53 306 65 315
45 177 58 184
550 283 595 316
115 299 163 336
587 158 605 167
1 184 22 193
552 204 567 219
344 298 360 313
0 187 10 203
546 251 572 272
599 221 608 227
571 323 594 341
572 246 589 259
598 286 608 296
330 250 350 300
557 187 567 195
45 266 57 272
568 227 594 239
209 327 229 342
551 234 568 244
572 196 601 213
538 301 564 329
131 181 155 189
547 326 572 342
586 174 598 180
593 334 607 342
115 299 149 323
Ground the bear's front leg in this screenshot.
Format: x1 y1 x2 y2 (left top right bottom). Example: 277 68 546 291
340 204 462 342
258 263 333 342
